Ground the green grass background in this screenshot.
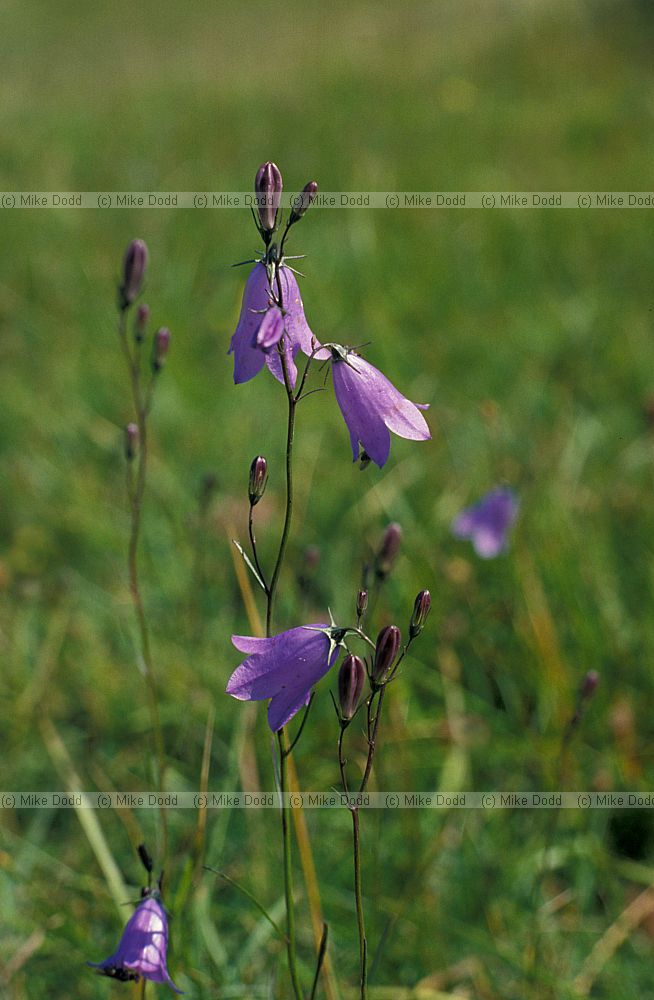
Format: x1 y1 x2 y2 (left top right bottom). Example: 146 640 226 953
3 0 654 996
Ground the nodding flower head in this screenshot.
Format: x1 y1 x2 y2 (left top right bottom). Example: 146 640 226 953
229 263 316 388
227 624 343 732
317 345 431 468
88 890 182 994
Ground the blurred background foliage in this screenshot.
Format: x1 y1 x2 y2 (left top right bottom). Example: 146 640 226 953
2 0 654 996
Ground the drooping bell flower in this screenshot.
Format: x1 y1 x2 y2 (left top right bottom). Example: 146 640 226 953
88 891 182 993
451 486 519 558
227 624 343 731
228 263 316 388
318 345 430 468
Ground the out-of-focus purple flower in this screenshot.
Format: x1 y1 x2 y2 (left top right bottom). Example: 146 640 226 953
227 624 342 731
228 263 316 387
451 487 519 559
88 892 182 993
318 346 430 468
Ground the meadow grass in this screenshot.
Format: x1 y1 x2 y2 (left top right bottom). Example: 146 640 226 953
2 1 654 996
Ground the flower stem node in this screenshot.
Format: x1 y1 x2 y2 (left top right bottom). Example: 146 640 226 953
409 589 431 639
248 455 268 506
338 654 366 722
119 238 148 310
372 625 402 685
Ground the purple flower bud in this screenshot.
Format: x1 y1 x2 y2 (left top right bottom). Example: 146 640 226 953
290 180 318 223
338 654 366 721
135 303 150 343
120 239 148 309
356 589 368 618
375 522 403 579
248 455 268 506
254 161 283 233
409 589 431 639
580 670 600 702
152 327 170 372
124 422 139 461
372 624 401 685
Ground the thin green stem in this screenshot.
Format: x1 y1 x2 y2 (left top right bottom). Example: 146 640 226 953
118 308 168 864
352 808 368 1000
278 728 304 1000
248 505 269 594
266 360 296 635
262 314 303 997
359 686 386 795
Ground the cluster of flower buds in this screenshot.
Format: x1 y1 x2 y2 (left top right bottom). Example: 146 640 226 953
248 455 268 506
253 162 318 244
118 240 172 372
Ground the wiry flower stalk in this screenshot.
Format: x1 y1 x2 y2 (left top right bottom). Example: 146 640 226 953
117 240 169 864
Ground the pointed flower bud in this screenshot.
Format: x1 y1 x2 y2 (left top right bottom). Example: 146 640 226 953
152 327 170 372
137 842 153 875
409 589 431 639
356 589 368 618
290 181 318 224
124 423 139 461
338 654 366 721
248 455 268 506
134 303 150 343
254 161 283 233
375 522 402 579
372 625 401 685
580 670 599 702
119 239 148 309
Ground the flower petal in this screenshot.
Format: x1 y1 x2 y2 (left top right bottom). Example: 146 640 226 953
332 360 392 467
279 267 316 357
228 264 271 384
268 684 313 732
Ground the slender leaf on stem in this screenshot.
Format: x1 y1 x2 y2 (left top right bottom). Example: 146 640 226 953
232 539 268 592
204 868 286 941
